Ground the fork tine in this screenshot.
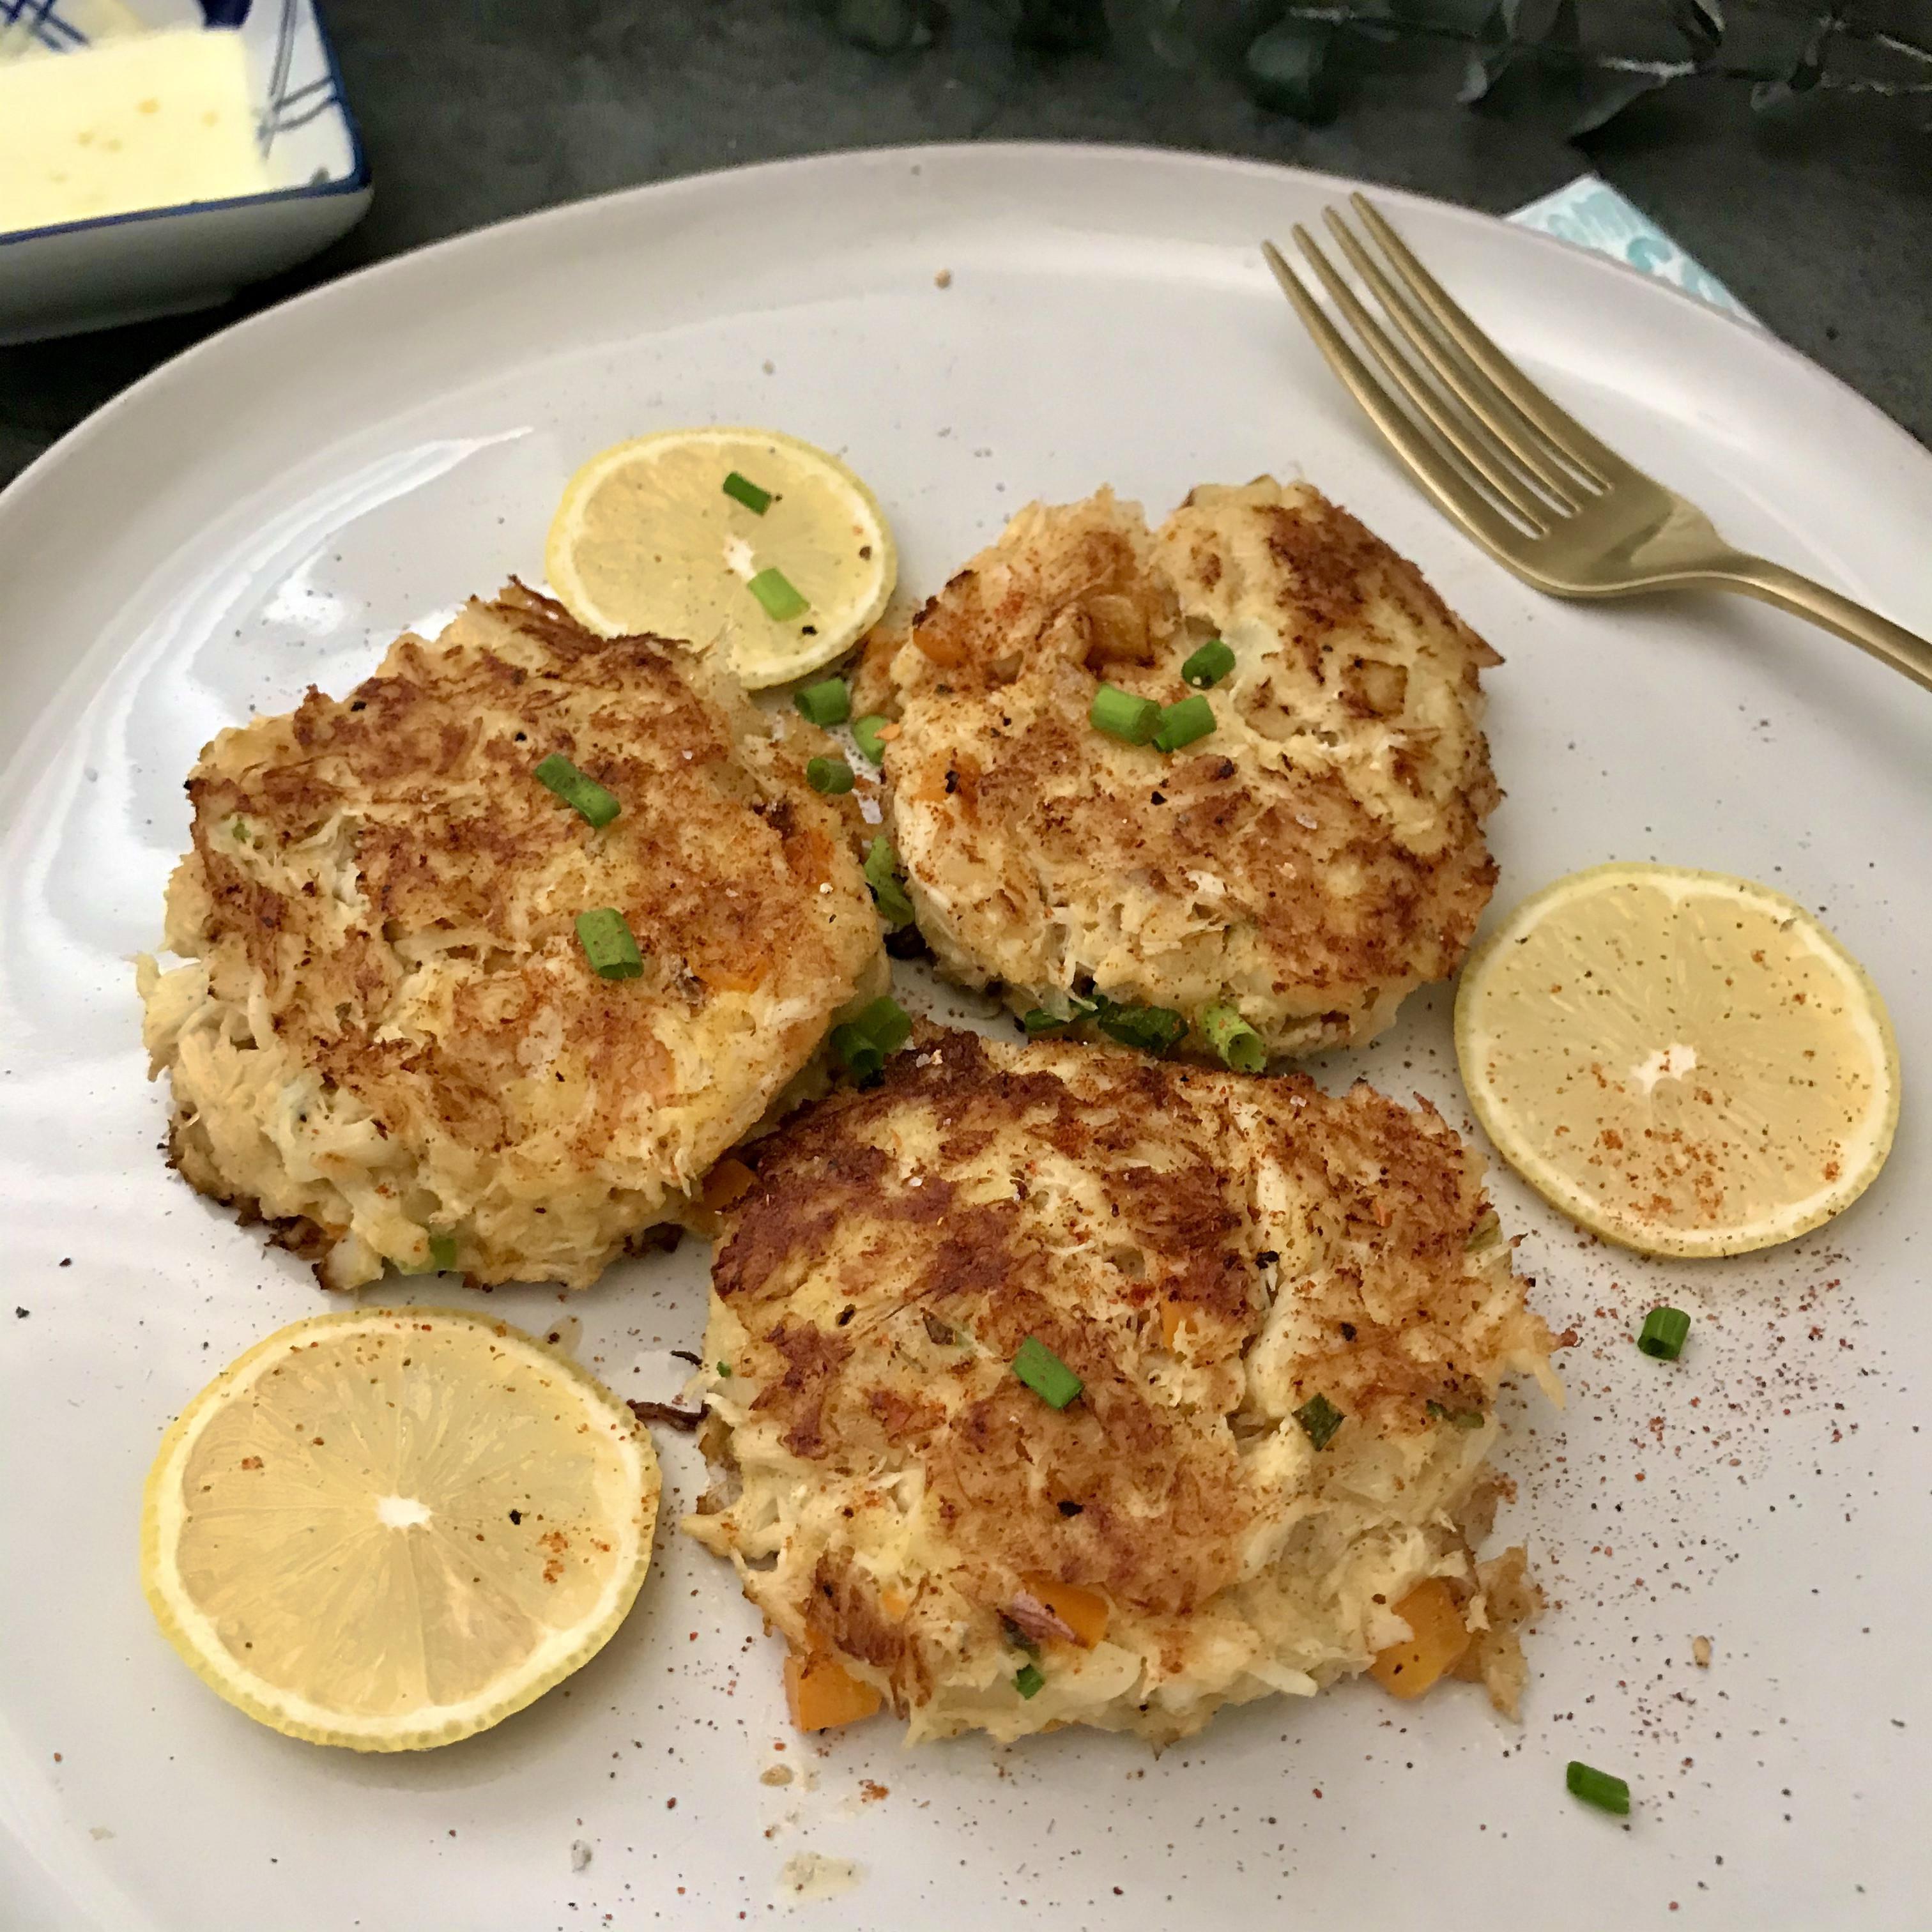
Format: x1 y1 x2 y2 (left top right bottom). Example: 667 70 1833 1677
1319 210 1593 510
1290 226 1556 530
1261 241 1530 564
1350 193 1631 485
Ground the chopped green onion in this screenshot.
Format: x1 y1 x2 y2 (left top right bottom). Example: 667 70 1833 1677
1012 1336 1083 1410
534 753 621 829
806 756 854 794
749 567 809 622
1089 684 1162 745
831 1023 884 1082
1426 1399 1485 1430
1022 998 1096 1037
1566 1761 1631 1816
1014 1662 1045 1699
863 836 915 927
1200 1002 1265 1074
1294 1392 1345 1450
1181 638 1236 688
227 814 251 845
794 675 849 725
1637 1306 1690 1360
721 470 772 514
427 1232 457 1273
1153 694 1216 753
852 995 913 1055
852 714 890 765
1094 997 1187 1055
574 907 645 979
832 994 914 1082
716 1361 733 1377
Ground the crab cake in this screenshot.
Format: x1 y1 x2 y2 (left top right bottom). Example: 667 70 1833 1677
138 583 886 1292
685 1027 1558 1745
864 479 1502 1057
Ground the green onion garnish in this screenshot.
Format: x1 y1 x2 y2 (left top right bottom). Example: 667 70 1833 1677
1153 694 1216 754
427 1232 457 1273
227 814 251 845
1426 1399 1485 1430
717 1361 733 1377
721 471 772 514
1015 1662 1045 1699
1012 1336 1083 1409
1181 638 1236 687
1464 1209 1502 1250
831 1023 884 1082
1566 1761 1630 1816
794 676 849 726
852 714 890 765
1089 684 1162 745
533 753 621 829
574 907 645 980
1094 997 1187 1055
831 989 912 1082
1637 1307 1690 1360
832 994 914 1080
852 995 913 1054
1022 998 1097 1037
749 567 809 622
863 836 915 927
1294 1392 1345 1450
1200 1002 1265 1074
806 756 854 794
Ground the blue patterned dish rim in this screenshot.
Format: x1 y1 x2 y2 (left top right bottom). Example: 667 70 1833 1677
0 0 368 247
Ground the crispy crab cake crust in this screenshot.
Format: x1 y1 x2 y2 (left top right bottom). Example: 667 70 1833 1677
861 480 1502 1056
686 1026 1557 1744
138 583 886 1291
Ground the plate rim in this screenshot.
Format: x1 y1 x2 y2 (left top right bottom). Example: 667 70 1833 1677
4 139 1930 526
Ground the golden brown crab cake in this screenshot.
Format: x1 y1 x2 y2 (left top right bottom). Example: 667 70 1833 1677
870 479 1502 1057
685 1026 1558 1745
137 583 886 1291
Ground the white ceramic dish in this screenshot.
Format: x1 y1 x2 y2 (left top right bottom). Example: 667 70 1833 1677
0 0 367 344
0 145 1927 1932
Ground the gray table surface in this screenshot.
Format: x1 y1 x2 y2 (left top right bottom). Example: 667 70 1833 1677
1 0 1928 490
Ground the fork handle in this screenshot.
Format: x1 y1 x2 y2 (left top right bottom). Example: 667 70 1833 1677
1706 555 1932 694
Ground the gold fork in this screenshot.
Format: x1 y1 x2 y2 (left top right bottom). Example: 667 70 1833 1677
1263 195 1932 693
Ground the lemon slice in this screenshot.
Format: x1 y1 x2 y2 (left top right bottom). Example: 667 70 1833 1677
545 425 896 689
1455 863 1899 1257
141 1308 659 1751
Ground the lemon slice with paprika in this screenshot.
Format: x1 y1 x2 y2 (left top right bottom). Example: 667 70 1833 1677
1454 863 1899 1257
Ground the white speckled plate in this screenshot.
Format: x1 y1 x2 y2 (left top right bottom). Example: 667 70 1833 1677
1 145 1928 1932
